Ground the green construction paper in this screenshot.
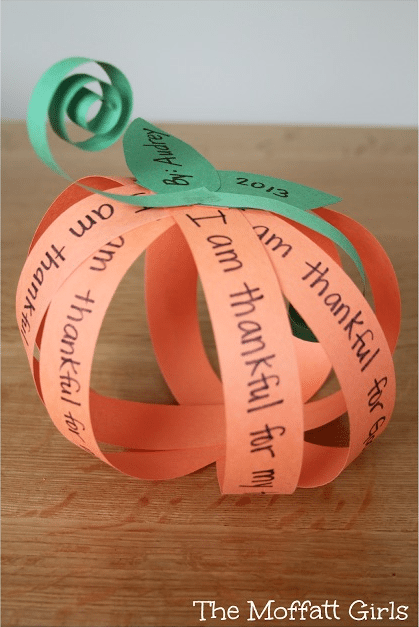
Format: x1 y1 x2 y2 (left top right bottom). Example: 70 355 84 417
218 170 341 211
123 118 221 192
27 56 133 180
289 305 318 342
26 56 366 293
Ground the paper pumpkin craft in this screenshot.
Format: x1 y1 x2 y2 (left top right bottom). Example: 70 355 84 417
16 58 401 494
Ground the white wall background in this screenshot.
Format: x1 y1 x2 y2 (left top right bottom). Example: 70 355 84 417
2 0 417 125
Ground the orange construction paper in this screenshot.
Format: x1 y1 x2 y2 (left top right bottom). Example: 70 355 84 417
16 177 400 494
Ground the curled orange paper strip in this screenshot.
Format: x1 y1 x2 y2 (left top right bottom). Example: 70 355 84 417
16 177 400 494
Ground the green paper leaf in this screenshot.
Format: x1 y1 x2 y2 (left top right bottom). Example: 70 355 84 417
218 170 341 210
123 118 221 193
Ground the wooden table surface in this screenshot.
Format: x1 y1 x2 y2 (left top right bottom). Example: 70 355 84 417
2 121 417 627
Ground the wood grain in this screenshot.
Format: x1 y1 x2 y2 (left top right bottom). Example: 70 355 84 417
2 121 417 627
